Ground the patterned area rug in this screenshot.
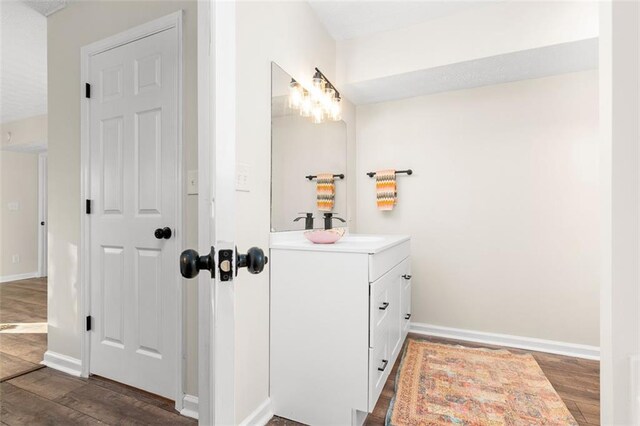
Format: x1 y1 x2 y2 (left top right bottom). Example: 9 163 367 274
387 339 577 425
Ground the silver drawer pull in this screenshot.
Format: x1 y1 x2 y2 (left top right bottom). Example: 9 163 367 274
405 313 411 320
378 359 389 372
379 302 389 310
402 274 412 280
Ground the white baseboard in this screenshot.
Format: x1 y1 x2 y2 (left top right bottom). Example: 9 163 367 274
239 398 273 426
41 351 82 376
410 322 600 360
0 271 39 283
180 394 199 420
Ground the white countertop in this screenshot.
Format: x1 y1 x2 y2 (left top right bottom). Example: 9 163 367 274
270 231 410 254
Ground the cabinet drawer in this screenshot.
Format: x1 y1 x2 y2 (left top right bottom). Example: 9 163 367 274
369 240 410 282
368 329 390 412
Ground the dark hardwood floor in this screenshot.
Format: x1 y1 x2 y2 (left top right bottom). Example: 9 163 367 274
0 277 195 425
1 278 598 425
1 369 196 425
0 278 48 382
269 333 600 426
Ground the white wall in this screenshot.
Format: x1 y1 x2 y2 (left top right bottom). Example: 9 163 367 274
356 71 600 346
234 1 357 420
337 1 599 86
0 115 48 149
599 2 640 424
47 0 199 395
0 150 39 278
271 115 348 231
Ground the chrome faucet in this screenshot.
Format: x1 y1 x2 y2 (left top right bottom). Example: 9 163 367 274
323 213 346 230
294 213 314 230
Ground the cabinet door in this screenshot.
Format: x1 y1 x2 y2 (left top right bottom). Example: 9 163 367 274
388 268 402 361
369 269 393 349
401 262 412 340
368 325 390 412
370 259 408 363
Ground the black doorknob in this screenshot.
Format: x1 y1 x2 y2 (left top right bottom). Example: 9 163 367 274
154 227 172 239
236 247 268 275
180 246 215 279
40 221 45 226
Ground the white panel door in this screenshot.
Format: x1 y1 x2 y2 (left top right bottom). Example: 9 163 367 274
89 27 178 399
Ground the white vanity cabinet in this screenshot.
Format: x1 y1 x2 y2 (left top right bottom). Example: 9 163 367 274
270 234 411 426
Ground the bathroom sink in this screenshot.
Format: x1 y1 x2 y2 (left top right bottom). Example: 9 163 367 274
304 228 346 244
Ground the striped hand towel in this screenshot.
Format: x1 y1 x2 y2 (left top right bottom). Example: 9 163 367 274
376 169 397 211
316 173 335 211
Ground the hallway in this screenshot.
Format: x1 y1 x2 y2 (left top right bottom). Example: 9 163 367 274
0 278 47 381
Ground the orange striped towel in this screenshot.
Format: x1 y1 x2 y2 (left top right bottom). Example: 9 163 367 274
376 169 397 211
316 173 335 211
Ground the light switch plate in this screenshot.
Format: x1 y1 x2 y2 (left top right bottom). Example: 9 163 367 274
12 254 19 264
8 202 19 211
187 170 198 195
236 162 250 192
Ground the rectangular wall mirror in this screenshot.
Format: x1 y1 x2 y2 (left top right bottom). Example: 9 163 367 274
271 62 348 232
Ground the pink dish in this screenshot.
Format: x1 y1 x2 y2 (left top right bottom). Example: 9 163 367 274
304 228 346 244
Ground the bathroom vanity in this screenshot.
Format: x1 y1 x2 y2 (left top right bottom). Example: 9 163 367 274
270 232 411 426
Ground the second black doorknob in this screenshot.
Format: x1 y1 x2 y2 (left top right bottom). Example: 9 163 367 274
154 227 172 240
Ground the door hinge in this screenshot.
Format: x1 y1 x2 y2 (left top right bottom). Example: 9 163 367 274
85 199 92 214
85 83 91 99
86 315 92 331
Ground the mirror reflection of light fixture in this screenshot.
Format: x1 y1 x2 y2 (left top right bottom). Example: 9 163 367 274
288 68 341 124
300 89 312 117
311 103 324 124
288 79 303 109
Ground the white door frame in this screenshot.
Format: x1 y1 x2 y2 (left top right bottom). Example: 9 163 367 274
197 1 237 424
38 152 47 278
78 10 185 411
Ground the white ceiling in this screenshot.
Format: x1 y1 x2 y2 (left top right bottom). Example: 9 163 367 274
23 0 68 17
0 0 48 124
308 1 490 41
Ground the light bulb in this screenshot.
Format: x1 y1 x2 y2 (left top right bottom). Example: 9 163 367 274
312 103 324 124
288 79 302 109
300 90 312 117
330 97 342 121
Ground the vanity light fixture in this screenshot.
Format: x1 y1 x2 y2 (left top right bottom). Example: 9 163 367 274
288 68 342 124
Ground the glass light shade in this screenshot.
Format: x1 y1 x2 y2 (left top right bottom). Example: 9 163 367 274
300 91 312 117
288 80 302 109
330 97 342 121
322 87 335 111
312 75 325 92
311 103 324 124
311 71 326 104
